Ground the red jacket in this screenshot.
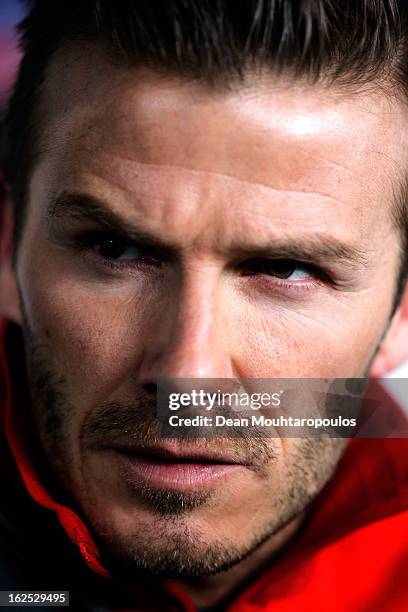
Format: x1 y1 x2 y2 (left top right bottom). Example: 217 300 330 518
0 318 407 611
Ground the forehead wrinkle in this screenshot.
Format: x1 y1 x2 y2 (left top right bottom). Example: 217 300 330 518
85 153 344 205
68 161 353 249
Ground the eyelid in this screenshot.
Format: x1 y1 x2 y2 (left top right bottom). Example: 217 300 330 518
70 229 164 270
76 230 153 256
76 229 128 246
237 257 336 294
238 257 321 275
84 229 177 263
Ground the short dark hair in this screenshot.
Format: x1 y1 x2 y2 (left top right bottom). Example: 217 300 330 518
2 0 408 306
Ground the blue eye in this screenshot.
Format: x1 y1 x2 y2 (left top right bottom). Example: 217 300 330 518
276 263 312 281
95 237 142 260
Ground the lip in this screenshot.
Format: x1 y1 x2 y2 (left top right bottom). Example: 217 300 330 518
106 441 246 491
109 440 243 463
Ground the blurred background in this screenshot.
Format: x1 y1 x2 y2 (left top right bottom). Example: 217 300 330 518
0 1 407 411
0 0 24 109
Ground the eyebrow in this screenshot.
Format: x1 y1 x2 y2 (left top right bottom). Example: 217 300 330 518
46 191 368 267
46 191 178 256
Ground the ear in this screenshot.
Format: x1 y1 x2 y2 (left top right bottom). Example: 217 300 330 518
369 282 408 377
0 195 22 324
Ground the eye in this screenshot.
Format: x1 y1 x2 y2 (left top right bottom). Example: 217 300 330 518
94 236 142 261
239 258 318 281
76 232 162 268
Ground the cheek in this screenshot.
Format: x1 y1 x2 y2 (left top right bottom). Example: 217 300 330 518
18 261 162 404
233 292 389 377
23 277 385 388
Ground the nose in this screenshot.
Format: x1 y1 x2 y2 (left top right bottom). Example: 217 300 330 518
138 272 238 390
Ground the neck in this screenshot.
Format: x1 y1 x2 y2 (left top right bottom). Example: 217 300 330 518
174 513 304 610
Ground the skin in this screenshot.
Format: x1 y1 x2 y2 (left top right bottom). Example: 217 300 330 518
2 45 408 608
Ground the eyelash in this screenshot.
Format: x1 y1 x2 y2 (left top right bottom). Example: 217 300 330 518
243 273 326 295
237 257 328 290
73 231 329 291
75 231 162 270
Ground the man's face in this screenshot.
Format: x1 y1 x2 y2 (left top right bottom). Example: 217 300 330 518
14 46 408 575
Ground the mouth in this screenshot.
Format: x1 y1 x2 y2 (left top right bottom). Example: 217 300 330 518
105 442 246 491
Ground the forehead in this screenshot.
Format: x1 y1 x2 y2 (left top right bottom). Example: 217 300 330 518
34 43 408 238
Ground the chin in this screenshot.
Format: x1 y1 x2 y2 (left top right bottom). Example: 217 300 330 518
89 510 271 579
